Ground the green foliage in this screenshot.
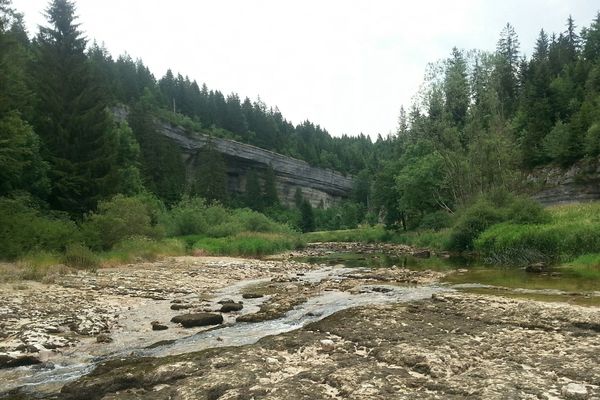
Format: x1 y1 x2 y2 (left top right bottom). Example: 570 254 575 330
192 141 228 204
543 120 574 164
0 197 79 259
299 200 315 233
82 194 162 250
193 233 303 257
564 253 600 279
447 193 549 251
62 243 98 271
244 170 263 211
102 237 186 264
475 202 600 263
584 123 600 157
418 211 453 231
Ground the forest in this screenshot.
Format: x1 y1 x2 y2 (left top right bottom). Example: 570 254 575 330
1 0 600 268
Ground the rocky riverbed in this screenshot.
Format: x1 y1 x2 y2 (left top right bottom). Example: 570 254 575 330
1 248 599 399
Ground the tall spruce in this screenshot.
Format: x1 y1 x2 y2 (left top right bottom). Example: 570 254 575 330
33 0 117 214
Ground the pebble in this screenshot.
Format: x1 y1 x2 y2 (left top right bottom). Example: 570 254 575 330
320 339 335 352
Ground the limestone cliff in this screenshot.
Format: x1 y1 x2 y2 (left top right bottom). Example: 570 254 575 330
528 157 600 205
159 122 353 207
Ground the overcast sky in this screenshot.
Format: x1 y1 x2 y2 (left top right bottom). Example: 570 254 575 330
12 0 600 139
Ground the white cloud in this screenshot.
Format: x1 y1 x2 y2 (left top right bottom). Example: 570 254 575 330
12 0 600 138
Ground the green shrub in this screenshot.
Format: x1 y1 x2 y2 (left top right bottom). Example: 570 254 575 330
447 193 549 252
475 202 600 264
0 198 79 260
102 237 186 264
419 211 453 231
193 233 304 257
83 194 163 250
62 244 99 270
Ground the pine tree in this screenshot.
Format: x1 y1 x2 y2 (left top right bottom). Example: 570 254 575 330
299 199 315 233
33 0 118 214
262 165 279 208
495 23 521 116
444 47 470 127
244 169 263 211
193 140 228 204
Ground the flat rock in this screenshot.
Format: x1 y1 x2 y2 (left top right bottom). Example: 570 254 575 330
170 304 193 311
562 383 589 399
151 321 168 331
170 313 223 328
220 303 243 313
242 293 264 299
0 354 41 369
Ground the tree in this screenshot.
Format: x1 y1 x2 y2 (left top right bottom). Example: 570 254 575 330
262 165 279 208
244 169 262 211
33 0 119 214
193 141 228 204
495 23 521 116
444 47 470 127
299 200 315 232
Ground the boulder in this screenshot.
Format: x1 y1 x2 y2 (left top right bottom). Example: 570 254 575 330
171 313 223 328
220 302 243 313
525 262 548 273
411 249 431 258
170 304 193 311
0 354 41 369
151 321 168 331
96 334 113 343
561 383 589 400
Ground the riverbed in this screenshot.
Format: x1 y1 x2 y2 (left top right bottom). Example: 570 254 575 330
1 243 599 399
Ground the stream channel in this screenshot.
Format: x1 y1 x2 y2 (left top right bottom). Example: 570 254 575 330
2 251 599 398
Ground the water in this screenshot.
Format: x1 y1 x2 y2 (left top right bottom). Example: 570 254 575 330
0 266 448 398
4 251 599 397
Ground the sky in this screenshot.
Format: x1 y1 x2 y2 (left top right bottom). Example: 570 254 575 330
12 0 600 139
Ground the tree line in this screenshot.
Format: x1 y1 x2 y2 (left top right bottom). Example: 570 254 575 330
368 15 600 230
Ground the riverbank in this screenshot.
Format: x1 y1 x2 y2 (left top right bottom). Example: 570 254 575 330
61 292 600 400
1 244 599 399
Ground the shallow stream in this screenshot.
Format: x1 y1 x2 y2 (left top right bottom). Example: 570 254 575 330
3 251 599 398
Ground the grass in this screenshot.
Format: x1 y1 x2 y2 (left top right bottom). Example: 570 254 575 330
562 253 600 280
99 237 187 266
192 232 304 257
475 202 600 264
304 225 450 251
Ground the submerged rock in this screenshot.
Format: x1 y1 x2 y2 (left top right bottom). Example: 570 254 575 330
170 313 223 328
242 293 264 299
0 354 41 369
96 334 113 343
525 262 548 273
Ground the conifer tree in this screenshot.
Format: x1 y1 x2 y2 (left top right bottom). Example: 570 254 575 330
193 140 228 204
262 165 279 208
33 0 118 214
244 169 263 211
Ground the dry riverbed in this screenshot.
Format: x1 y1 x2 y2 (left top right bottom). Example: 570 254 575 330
1 248 599 399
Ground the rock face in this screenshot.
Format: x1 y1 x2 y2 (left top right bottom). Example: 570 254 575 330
528 157 600 205
161 122 354 208
114 106 354 208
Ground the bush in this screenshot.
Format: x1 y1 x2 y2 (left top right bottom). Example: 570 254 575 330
102 237 186 264
193 233 304 257
0 197 79 260
62 244 99 270
474 202 600 264
83 195 163 250
419 211 453 231
447 193 549 252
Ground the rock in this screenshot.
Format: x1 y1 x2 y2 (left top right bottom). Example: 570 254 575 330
220 302 243 313
320 339 335 352
526 262 548 273
0 354 41 369
96 334 113 343
217 299 235 304
371 287 393 293
242 293 264 299
411 249 431 258
170 304 193 311
562 383 589 399
171 313 223 328
151 321 168 331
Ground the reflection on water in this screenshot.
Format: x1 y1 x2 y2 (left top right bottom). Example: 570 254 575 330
296 252 600 297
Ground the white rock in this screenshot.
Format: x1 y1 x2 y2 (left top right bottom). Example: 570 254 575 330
562 383 589 400
320 339 335 352
265 357 279 365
